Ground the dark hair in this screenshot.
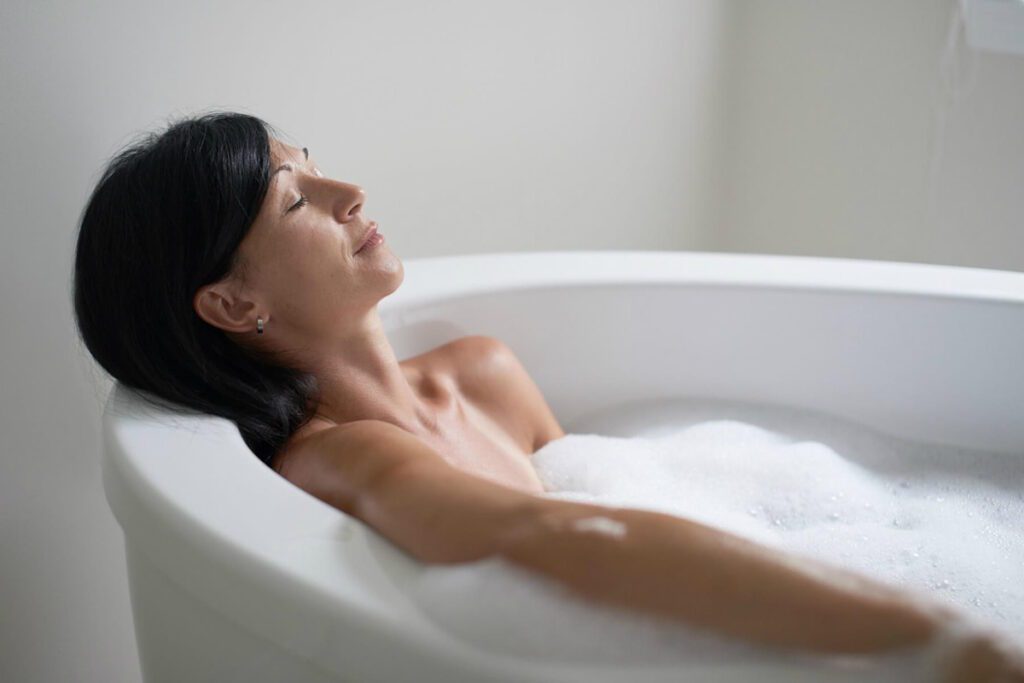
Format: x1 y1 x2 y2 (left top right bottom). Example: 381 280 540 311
72 110 320 467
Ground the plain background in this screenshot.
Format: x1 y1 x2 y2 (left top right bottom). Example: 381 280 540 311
1 1 1021 681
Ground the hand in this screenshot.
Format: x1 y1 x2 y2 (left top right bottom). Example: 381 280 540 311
941 630 1024 683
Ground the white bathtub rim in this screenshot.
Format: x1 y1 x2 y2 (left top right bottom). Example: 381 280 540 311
382 250 1024 311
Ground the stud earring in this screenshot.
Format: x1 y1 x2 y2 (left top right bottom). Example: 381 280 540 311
256 317 264 335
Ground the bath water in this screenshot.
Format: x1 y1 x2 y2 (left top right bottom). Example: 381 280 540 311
404 398 1024 679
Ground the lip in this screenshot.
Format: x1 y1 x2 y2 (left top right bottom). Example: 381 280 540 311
354 222 378 254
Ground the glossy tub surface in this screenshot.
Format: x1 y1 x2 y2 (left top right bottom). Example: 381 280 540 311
103 250 1024 682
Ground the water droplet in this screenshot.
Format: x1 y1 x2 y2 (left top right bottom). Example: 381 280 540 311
899 481 910 489
772 518 782 526
828 512 840 521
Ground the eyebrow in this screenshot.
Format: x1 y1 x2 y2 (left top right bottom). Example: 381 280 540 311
271 147 309 180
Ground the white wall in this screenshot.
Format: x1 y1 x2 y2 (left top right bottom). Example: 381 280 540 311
715 0 1024 271
0 1 729 681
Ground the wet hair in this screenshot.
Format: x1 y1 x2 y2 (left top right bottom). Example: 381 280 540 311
72 111 320 467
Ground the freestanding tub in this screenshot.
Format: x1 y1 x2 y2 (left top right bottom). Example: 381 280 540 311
102 250 1024 683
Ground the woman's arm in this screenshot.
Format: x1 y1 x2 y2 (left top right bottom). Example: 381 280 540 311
283 420 1021 678
278 419 540 564
306 422 940 649
499 500 950 655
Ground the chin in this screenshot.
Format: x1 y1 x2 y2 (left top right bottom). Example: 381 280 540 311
382 256 404 295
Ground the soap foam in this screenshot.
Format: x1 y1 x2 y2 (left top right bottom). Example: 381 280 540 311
404 399 1024 678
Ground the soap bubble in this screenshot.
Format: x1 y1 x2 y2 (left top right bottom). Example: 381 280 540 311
407 401 1024 679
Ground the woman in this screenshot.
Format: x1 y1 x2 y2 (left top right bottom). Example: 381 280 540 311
73 111 1022 682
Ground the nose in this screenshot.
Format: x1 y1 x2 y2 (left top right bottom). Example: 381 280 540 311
329 181 366 223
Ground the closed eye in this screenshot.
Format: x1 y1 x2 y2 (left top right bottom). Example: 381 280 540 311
288 194 308 212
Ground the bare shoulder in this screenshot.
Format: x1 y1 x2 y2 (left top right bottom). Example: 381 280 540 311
445 335 566 451
408 334 520 381
438 334 528 392
272 417 541 565
273 419 447 516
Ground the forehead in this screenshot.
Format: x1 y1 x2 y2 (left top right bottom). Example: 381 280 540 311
269 138 304 163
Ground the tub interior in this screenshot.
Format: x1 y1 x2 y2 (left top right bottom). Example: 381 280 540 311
382 283 1024 454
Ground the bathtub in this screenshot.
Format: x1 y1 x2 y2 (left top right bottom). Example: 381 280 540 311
102 250 1024 683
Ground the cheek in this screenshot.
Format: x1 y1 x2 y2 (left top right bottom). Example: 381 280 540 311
248 228 350 301
270 235 348 291
281 249 334 290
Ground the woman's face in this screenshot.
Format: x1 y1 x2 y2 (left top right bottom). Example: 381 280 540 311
225 137 403 341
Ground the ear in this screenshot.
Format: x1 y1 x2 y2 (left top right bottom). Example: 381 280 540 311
193 280 260 334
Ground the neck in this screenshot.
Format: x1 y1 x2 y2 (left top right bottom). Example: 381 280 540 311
297 308 437 436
